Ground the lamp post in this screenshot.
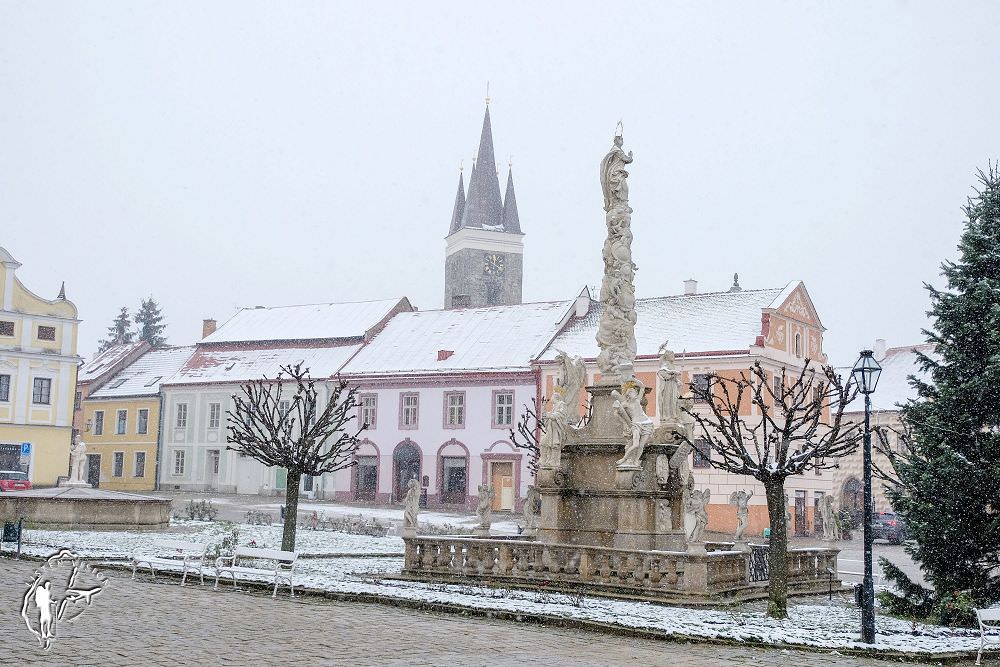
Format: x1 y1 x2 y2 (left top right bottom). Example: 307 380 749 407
852 349 882 644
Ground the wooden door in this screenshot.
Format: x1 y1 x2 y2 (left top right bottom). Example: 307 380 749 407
86 454 101 488
490 461 514 511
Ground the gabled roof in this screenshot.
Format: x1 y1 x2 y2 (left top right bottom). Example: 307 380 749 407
89 346 196 398
78 341 151 384
843 343 936 413
166 343 362 386
538 288 786 362
202 298 409 345
343 301 573 376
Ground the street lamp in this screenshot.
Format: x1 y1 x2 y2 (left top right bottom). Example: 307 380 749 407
852 349 882 643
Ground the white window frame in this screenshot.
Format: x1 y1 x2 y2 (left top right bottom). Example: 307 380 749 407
137 408 149 435
134 451 146 478
359 394 377 429
493 391 514 428
173 450 185 475
208 402 222 429
112 451 125 477
176 403 188 428
32 377 52 405
444 391 465 428
93 410 105 436
116 409 128 435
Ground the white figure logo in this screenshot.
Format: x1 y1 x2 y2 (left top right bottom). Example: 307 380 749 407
21 549 107 649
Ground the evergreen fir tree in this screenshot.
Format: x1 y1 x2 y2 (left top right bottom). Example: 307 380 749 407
98 306 134 352
881 165 1000 620
134 296 168 347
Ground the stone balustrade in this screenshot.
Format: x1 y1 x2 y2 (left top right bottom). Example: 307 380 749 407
402 536 840 603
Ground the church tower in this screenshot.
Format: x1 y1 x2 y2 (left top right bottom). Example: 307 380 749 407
444 104 524 309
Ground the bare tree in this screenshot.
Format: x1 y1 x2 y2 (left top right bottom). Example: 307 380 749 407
510 400 543 475
227 363 365 551
680 360 861 619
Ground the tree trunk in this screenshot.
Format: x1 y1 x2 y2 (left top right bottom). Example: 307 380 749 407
764 479 789 619
282 471 300 552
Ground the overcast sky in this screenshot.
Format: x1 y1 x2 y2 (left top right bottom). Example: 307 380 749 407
2 2 998 367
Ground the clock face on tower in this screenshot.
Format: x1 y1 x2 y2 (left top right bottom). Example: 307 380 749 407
484 253 506 277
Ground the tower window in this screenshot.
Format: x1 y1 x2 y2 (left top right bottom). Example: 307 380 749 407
485 280 502 306
451 295 471 308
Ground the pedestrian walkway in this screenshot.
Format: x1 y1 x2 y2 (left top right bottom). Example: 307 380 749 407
0 559 973 666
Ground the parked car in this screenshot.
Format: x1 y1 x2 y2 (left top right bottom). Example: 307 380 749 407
873 512 907 544
0 470 31 492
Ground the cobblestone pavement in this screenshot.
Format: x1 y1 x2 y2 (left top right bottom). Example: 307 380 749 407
0 559 976 666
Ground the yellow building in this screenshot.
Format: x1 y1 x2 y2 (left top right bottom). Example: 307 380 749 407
80 345 194 491
0 246 80 486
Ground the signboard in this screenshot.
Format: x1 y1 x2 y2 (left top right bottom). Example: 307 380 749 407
19 442 31 471
21 442 31 457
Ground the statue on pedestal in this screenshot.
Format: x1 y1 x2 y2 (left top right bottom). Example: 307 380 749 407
522 485 540 534
476 485 495 533
656 342 682 424
539 387 571 470
613 378 653 469
403 478 420 534
68 437 87 484
686 487 711 543
821 494 841 540
729 489 754 541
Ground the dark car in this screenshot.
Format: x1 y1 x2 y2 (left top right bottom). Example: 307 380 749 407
0 470 31 492
873 512 907 544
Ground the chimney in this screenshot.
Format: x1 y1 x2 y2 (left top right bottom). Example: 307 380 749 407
437 350 454 361
202 319 217 339
683 279 698 295
874 338 887 359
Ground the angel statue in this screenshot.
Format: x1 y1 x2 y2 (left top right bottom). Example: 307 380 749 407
553 350 586 422
656 341 682 423
686 488 711 543
613 378 653 469
729 489 754 541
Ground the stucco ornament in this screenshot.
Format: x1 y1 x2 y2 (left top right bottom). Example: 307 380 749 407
613 378 654 469
476 484 495 531
522 485 540 532
403 478 420 530
656 341 682 423
729 489 754 541
68 438 87 484
596 129 638 383
686 487 711 543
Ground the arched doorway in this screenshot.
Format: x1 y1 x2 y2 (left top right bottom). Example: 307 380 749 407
841 478 864 525
393 441 421 503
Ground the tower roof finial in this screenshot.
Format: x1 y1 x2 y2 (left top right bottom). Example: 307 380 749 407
485 80 491 106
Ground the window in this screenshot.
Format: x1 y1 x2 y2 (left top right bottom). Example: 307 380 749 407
0 320 14 336
74 391 82 410
37 325 56 341
108 378 127 389
208 402 221 429
0 374 9 402
812 385 823 405
134 451 146 477
444 392 465 428
441 456 468 503
360 394 377 429
692 374 711 402
176 403 188 428
692 439 712 468
113 452 124 477
773 374 784 401
493 391 514 427
137 409 149 435
278 400 290 418
173 450 185 475
144 376 162 387
794 333 802 358
400 393 419 428
116 409 127 435
32 377 52 404
451 294 471 308
93 410 104 436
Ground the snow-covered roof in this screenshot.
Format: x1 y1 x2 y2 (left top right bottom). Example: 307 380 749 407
166 344 362 385
538 288 783 362
342 301 572 375
89 346 196 398
202 298 407 344
844 344 935 413
78 342 150 383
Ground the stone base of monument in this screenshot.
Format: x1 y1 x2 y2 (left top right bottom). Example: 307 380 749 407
57 479 92 488
0 486 171 530
473 527 491 538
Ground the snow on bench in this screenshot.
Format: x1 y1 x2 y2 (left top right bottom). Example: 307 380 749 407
976 607 1000 665
132 539 208 586
213 546 297 598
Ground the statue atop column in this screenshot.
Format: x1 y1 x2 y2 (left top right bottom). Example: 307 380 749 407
596 129 638 384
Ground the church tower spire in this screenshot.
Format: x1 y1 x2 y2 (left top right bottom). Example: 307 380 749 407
501 165 521 234
459 106 504 231
448 168 466 235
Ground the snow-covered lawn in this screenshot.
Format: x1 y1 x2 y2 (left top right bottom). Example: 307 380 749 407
19 521 989 658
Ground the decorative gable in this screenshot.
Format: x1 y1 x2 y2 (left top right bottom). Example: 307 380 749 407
774 283 824 329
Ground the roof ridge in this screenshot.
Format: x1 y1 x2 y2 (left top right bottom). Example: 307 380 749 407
637 287 783 301
233 297 402 311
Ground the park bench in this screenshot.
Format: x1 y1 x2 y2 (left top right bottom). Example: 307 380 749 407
132 539 208 586
976 607 1000 665
214 546 297 598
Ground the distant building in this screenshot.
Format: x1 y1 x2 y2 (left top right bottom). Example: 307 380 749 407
0 246 81 485
536 279 835 537
79 345 194 491
443 105 524 309
73 341 150 438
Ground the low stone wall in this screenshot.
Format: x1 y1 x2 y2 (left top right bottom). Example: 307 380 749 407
0 494 171 530
400 536 840 604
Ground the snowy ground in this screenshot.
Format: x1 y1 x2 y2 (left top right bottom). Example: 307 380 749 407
16 519 991 659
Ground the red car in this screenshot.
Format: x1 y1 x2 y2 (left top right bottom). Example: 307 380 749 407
0 470 31 491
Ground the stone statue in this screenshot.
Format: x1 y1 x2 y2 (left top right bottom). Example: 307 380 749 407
554 350 586 417
522 485 540 533
476 484 495 532
656 342 682 424
686 488 711 543
821 495 841 540
539 388 571 469
403 478 420 532
729 490 754 541
595 130 638 383
678 392 696 443
612 379 654 469
68 437 87 483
